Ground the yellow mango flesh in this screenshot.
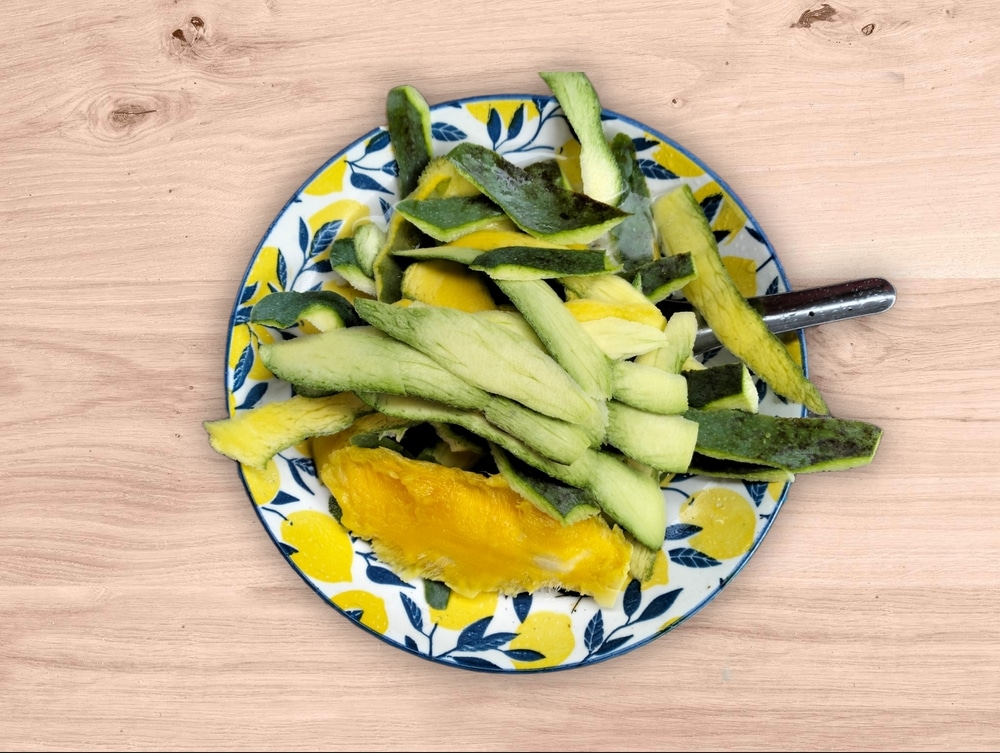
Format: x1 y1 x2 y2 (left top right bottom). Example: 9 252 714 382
318 446 633 607
443 229 585 251
400 259 497 312
204 393 369 469
564 298 667 330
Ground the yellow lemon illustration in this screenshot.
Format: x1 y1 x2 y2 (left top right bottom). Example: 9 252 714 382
781 331 804 367
721 256 758 299
228 324 276 382
331 590 389 634
556 138 583 193
467 100 538 129
509 611 575 670
303 160 349 196
651 142 704 179
768 480 787 501
642 549 670 590
245 246 285 293
679 487 757 561
280 510 354 584
307 199 369 237
242 458 281 505
430 590 498 631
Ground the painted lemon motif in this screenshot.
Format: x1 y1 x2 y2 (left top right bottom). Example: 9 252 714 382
679 487 757 561
242 458 281 505
467 100 538 130
651 142 704 179
510 611 575 670
331 590 389 633
246 246 285 293
303 159 349 196
430 590 498 631
557 138 583 193
307 199 369 238
781 331 804 367
280 510 354 583
721 256 758 299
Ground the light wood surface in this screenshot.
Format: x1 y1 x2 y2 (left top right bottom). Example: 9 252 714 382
3 1 999 750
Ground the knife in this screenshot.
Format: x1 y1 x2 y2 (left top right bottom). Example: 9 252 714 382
655 277 897 355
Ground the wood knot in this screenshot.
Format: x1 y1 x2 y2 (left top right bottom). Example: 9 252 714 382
861 23 875 35
791 3 837 28
108 103 158 129
169 15 206 47
82 89 192 145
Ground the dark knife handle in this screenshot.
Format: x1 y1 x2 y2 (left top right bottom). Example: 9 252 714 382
656 278 897 355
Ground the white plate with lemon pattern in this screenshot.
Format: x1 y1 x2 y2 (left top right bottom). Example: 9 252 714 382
223 94 807 673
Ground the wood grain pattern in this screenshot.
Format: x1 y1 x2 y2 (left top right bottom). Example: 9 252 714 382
2 0 998 750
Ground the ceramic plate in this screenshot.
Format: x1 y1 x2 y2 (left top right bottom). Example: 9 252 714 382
224 94 807 673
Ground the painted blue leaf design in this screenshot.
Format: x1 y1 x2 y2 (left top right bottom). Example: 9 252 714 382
277 251 287 290
700 193 723 223
239 282 259 304
584 611 604 652
232 342 253 392
502 649 546 662
350 171 392 194
637 588 682 623
467 632 519 652
233 305 252 325
623 579 642 618
365 130 391 154
400 593 423 632
713 229 731 244
309 220 342 257
308 259 333 274
669 547 723 568
665 523 702 540
755 378 768 402
236 381 268 410
278 542 299 556
290 457 317 477
632 137 660 152
285 458 312 495
507 104 524 140
746 225 766 244
766 276 780 295
450 655 501 670
379 197 393 222
366 562 413 588
431 122 467 142
269 490 299 506
637 159 678 181
267 282 280 293
486 107 502 147
513 592 532 623
456 616 490 649
344 609 364 621
596 635 633 655
381 160 398 176
405 635 419 652
298 217 309 254
744 481 768 507
532 96 549 115
307 281 324 292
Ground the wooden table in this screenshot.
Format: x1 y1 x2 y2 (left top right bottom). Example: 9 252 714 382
3 1 998 750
